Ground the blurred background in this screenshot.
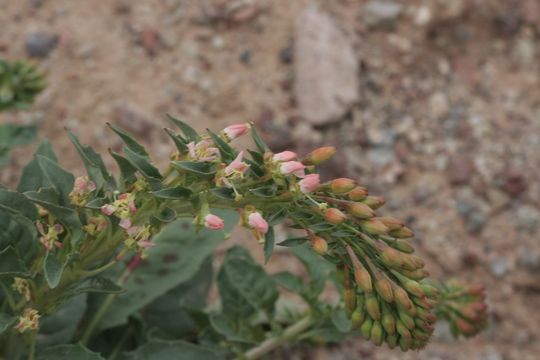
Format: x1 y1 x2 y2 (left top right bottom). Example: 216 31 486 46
1 0 539 359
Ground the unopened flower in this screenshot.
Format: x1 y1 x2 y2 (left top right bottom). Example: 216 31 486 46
15 308 40 333
119 218 132 230
224 151 250 178
36 222 64 252
303 146 336 165
272 151 297 162
69 176 96 206
188 140 219 162
329 178 356 194
204 214 225 230
310 235 328 255
299 173 320 193
324 208 347 224
222 123 250 141
102 193 137 219
124 225 154 252
83 216 108 236
280 161 305 177
101 204 116 216
248 211 268 234
13 278 31 302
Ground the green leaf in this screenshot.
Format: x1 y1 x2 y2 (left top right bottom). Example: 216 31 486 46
0 246 29 277
123 146 162 181
207 129 235 162
0 207 39 262
151 186 192 200
167 114 199 141
96 210 238 331
67 130 115 191
63 277 124 299
0 312 16 336
118 339 223 360
211 188 234 200
272 272 305 294
251 126 269 153
292 244 334 300
267 207 287 226
37 155 75 205
0 189 38 220
264 227 274 264
277 236 308 247
36 344 104 360
172 161 216 177
218 247 279 318
24 189 84 246
17 140 57 193
152 207 176 223
250 185 277 198
164 128 188 153
331 308 352 333
37 295 87 349
44 253 66 289
109 150 137 185
107 123 148 157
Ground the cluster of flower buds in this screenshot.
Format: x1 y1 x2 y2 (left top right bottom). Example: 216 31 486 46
12 277 32 302
435 281 488 338
69 176 96 206
36 222 64 252
14 308 40 333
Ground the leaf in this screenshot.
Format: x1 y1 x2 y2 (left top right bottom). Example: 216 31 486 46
267 207 287 226
107 123 148 157
0 207 39 262
331 308 352 333
37 155 75 205
211 188 234 200
164 128 188 153
151 186 192 200
277 237 308 247
37 295 88 349
207 129 235 162
96 210 238 331
167 114 199 141
0 189 38 220
123 146 162 180
62 277 124 300
291 244 334 301
44 252 66 289
118 339 223 360
36 344 104 360
251 126 269 153
264 227 274 264
272 272 305 294
173 161 216 177
17 140 57 193
0 312 16 336
109 150 137 185
152 207 176 223
250 185 277 198
67 130 115 191
218 246 279 318
0 246 29 277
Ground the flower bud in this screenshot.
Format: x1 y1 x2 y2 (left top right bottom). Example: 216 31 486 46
382 308 396 335
370 321 383 345
365 293 381 320
377 217 404 231
351 306 366 330
386 334 398 348
344 288 357 314
375 277 394 303
398 309 415 330
402 279 425 298
279 161 306 177
329 178 356 194
324 208 347 224
420 283 440 298
360 219 389 235
362 196 385 209
248 211 269 234
15 308 40 333
310 235 328 255
222 123 250 141
396 319 412 340
298 173 320 193
394 286 414 312
399 335 413 351
348 202 375 219
348 186 368 201
272 151 297 162
303 146 336 165
360 317 373 339
392 239 415 254
204 214 225 230
390 226 414 238
400 268 429 281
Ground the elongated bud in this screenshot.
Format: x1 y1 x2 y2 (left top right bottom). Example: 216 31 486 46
303 146 336 165
365 293 381 320
392 239 415 253
344 288 357 315
396 319 412 340
360 317 373 339
399 335 412 351
360 219 389 235
375 277 394 303
348 202 375 219
394 286 414 312
377 217 404 231
346 246 373 293
400 268 429 281
348 186 368 201
351 301 366 329
370 321 384 345
386 334 398 348
324 208 347 224
420 283 440 298
390 226 414 238
329 178 356 194
362 195 385 209
310 235 328 255
382 307 396 335
398 309 415 330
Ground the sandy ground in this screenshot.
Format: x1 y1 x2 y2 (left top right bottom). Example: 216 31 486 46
1 0 540 359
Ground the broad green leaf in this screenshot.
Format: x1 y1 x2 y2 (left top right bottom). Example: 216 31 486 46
331 308 352 333
37 295 87 349
272 272 305 295
123 146 162 181
17 140 57 193
218 246 278 318
107 123 148 157
109 150 137 185
250 185 277 198
172 161 216 177
0 246 29 277
43 253 66 289
277 236 308 247
151 186 192 200
251 126 269 153
164 128 188 153
292 244 334 300
167 114 199 141
36 343 103 360
208 314 258 344
96 210 238 331
0 189 38 220
267 207 287 226
211 188 234 200
0 312 16 336
264 227 274 264
36 155 75 205
247 149 263 164
152 207 176 224
67 131 115 191
118 339 223 360
207 129 235 162
0 206 39 261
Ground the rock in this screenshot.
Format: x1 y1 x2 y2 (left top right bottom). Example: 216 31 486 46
362 1 403 28
502 168 527 196
414 5 432 26
490 257 510 277
141 27 159 56
487 188 511 213
517 247 540 271
25 31 59 58
515 204 540 233
455 189 489 234
429 92 449 119
279 43 294 64
447 154 476 185
367 148 395 167
239 49 251 65
294 7 359 126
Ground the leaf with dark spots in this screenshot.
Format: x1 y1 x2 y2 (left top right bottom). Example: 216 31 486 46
162 253 179 263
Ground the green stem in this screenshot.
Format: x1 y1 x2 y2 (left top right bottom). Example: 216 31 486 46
241 315 315 360
107 327 132 360
28 332 36 360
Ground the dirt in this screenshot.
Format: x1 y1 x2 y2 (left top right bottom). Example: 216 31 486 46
1 0 540 359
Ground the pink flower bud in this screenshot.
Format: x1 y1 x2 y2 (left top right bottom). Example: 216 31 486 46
101 204 116 216
204 214 225 230
119 218 132 230
225 151 250 176
248 212 269 234
298 173 320 193
279 161 306 177
272 151 297 162
222 123 250 141
73 176 96 194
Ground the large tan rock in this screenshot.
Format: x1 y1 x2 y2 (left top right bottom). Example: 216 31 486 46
293 7 359 126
